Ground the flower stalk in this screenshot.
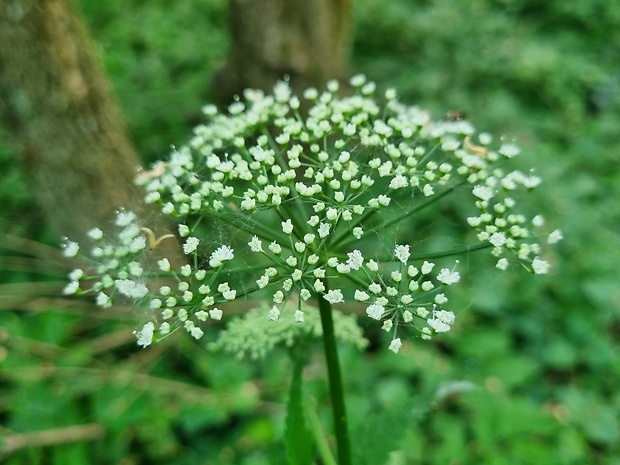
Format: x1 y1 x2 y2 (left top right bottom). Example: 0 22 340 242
318 285 352 465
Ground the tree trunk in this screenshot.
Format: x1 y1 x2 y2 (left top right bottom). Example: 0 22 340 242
214 0 352 103
0 0 173 250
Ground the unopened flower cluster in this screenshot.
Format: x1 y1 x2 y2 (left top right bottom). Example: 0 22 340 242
62 75 560 353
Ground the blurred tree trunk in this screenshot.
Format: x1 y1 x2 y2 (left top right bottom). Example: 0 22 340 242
0 0 180 263
215 0 352 103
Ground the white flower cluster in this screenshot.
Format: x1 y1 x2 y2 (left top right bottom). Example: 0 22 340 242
346 245 461 352
61 210 236 348
64 75 559 352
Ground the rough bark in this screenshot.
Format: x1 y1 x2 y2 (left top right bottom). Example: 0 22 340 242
214 0 352 103
0 0 174 252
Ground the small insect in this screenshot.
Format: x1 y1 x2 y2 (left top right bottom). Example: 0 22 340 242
444 110 467 121
135 162 169 184
140 227 175 250
464 135 488 158
443 111 467 121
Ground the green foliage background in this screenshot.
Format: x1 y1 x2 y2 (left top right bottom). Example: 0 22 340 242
1 0 619 463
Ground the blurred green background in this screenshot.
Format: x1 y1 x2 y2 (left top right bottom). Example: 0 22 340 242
1 0 619 463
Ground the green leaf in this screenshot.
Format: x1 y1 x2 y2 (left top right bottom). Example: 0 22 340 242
285 349 314 465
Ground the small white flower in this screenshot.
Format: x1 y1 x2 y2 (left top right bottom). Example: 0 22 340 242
281 219 294 234
318 223 331 238
467 216 482 227
346 250 364 270
158 258 171 272
63 281 80 295
326 208 339 221
416 307 429 318
96 292 111 307
249 236 263 252
268 306 281 320
394 244 410 264
256 275 270 288
437 268 460 285
421 261 435 274
532 257 550 274
116 210 137 227
68 269 83 281
189 326 204 340
222 289 237 300
428 309 455 333
350 74 366 87
378 195 391 206
489 232 507 247
178 224 190 237
87 228 103 240
389 175 408 189
421 281 434 291
304 88 318 99
366 303 384 320
472 185 494 201
323 289 344 304
294 310 305 322
115 279 148 299
496 257 509 270
210 308 223 320
499 143 520 158
389 338 403 354
382 319 393 332
548 229 563 244
135 322 155 348
314 279 325 293
273 290 285 304
209 245 234 267
422 184 434 197
368 282 382 294
269 241 282 254
183 237 200 254
354 290 370 301
62 240 80 257
129 236 147 253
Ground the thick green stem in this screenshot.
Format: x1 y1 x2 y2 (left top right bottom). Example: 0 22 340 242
318 284 352 465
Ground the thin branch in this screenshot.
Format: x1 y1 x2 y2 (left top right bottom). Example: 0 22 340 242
1 423 106 455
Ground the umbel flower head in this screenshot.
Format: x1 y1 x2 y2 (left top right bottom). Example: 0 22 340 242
62 75 560 353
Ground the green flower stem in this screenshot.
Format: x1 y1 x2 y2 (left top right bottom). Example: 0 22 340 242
318 283 352 465
304 394 338 465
